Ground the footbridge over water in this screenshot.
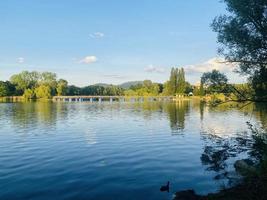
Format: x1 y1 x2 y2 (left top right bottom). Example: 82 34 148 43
52 96 184 102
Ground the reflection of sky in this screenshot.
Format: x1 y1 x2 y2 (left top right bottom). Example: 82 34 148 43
200 111 255 138
0 102 266 200
84 129 98 145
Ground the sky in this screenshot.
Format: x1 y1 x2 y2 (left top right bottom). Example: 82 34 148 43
0 0 246 86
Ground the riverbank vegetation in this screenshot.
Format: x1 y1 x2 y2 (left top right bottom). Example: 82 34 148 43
0 68 190 99
0 66 250 102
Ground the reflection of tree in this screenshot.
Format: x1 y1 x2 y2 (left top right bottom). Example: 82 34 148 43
10 102 67 130
200 101 205 121
124 102 164 120
35 102 56 125
210 102 267 133
190 99 205 121
10 102 38 129
123 101 190 132
201 134 246 183
165 100 190 132
254 103 267 130
200 123 266 182
141 102 163 120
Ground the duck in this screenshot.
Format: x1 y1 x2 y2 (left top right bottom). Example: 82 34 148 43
160 181 170 192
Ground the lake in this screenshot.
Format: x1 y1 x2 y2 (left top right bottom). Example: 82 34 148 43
0 100 266 200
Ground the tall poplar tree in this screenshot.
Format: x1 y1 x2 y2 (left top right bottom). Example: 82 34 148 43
169 67 177 95
177 68 186 94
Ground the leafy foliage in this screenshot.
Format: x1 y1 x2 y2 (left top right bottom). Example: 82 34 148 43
0 81 16 97
212 0 267 99
23 89 35 99
124 80 160 96
56 79 68 96
67 85 124 96
163 67 186 95
10 71 39 92
35 85 52 99
3 70 191 98
201 69 228 94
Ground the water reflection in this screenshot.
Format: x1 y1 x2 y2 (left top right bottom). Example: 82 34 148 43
10 103 55 128
2 101 266 136
2 102 73 135
0 101 266 199
201 132 251 182
164 100 190 133
199 102 267 184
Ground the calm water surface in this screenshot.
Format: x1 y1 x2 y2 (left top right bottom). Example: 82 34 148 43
0 101 266 200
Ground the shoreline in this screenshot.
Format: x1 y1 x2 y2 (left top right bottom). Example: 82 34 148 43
174 158 267 200
0 95 196 103
174 176 267 200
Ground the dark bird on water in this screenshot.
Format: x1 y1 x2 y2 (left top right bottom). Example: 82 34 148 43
160 181 170 192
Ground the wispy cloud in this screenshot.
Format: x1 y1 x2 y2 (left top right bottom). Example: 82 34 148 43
184 57 237 74
79 56 97 64
144 64 165 73
89 32 105 39
102 74 129 80
17 57 25 63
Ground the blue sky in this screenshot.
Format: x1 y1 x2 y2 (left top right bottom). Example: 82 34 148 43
0 0 245 86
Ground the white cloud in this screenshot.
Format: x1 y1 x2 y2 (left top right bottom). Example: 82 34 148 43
144 64 165 73
17 57 25 63
79 56 97 64
184 57 237 74
89 32 105 39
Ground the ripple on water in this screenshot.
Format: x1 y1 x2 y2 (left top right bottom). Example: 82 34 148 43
0 101 264 200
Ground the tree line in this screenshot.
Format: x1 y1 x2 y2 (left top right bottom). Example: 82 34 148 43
0 71 126 99
0 66 261 100
0 68 192 99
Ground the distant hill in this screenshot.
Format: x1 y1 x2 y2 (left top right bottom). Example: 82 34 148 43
119 81 143 89
92 83 113 87
92 81 144 89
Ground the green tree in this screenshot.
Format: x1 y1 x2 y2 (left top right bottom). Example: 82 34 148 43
67 85 81 95
0 81 16 97
162 81 171 95
169 68 178 95
124 89 137 96
199 81 205 96
56 79 68 96
141 80 159 96
39 72 57 86
212 0 267 99
201 69 228 93
39 72 57 95
184 82 193 94
177 68 186 94
151 83 160 96
10 71 39 92
124 80 160 96
143 80 153 89
163 67 187 95
23 89 35 99
193 86 200 96
35 85 52 99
